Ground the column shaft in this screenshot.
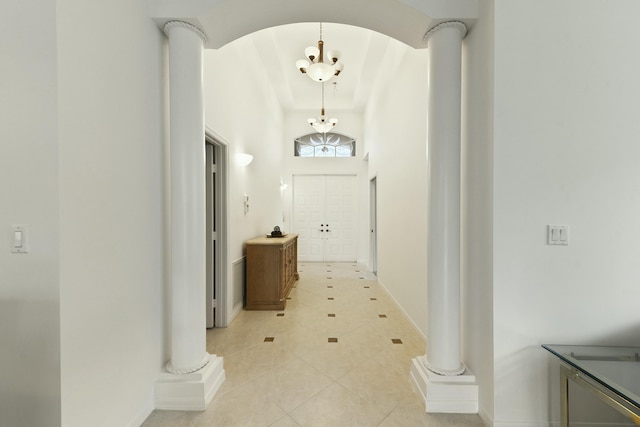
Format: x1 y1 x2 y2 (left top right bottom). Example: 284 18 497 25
425 22 466 375
165 21 207 373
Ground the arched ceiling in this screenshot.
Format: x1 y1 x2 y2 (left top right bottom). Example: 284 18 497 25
151 0 477 113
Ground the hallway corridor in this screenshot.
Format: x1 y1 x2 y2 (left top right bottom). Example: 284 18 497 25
143 263 485 426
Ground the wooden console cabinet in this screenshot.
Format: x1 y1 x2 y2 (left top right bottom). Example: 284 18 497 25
245 234 299 310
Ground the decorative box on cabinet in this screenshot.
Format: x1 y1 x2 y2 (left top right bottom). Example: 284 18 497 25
245 234 299 310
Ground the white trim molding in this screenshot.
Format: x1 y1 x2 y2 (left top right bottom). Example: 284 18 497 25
155 353 225 410
410 356 479 414
423 21 468 44
163 20 207 43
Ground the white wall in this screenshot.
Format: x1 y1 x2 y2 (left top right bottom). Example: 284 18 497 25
204 35 285 320
461 0 495 423
364 45 429 335
0 1 61 426
493 1 640 425
57 1 167 426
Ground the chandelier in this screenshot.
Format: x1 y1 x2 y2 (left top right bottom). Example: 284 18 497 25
307 83 338 133
296 23 344 83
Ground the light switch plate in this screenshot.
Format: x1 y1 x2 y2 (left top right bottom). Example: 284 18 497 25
11 225 27 253
547 225 568 245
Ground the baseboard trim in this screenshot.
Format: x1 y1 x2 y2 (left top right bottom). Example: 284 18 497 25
229 302 243 324
129 393 155 427
377 277 426 341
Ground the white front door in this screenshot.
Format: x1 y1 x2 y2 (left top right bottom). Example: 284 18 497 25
293 174 358 262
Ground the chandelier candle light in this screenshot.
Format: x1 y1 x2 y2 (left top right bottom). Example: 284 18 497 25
308 83 338 133
296 23 344 83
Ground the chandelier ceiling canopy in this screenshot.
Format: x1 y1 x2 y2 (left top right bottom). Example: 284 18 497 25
296 23 344 83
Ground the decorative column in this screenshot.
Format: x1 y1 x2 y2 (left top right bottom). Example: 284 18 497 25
410 21 478 414
155 20 225 411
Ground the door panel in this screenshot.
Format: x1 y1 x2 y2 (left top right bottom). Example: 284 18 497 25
293 174 357 262
293 175 325 261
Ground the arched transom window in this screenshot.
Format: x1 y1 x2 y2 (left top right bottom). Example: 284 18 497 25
294 132 356 157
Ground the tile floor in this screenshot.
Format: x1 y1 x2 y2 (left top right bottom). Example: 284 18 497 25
142 263 486 427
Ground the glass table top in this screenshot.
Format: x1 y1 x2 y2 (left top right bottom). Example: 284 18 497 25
543 344 640 408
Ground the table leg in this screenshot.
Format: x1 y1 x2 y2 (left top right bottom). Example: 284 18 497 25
560 364 570 427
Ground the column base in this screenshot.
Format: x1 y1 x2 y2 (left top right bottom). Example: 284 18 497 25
410 356 478 414
154 353 225 410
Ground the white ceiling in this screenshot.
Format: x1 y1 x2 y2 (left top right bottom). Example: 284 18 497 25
232 22 412 114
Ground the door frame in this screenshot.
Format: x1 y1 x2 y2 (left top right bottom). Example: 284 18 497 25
205 129 229 328
369 176 377 275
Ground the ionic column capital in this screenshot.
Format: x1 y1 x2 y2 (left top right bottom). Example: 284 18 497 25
423 21 468 45
163 20 207 43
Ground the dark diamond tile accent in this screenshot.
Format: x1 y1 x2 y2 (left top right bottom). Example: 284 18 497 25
264 337 275 342
328 337 338 343
359 277 365 280
327 285 333 288
379 314 387 318
355 270 360 272
326 270 332 272
328 297 334 300
364 286 370 289
370 298 377 301
328 313 336 317
287 297 292 300
276 313 285 317
391 339 403 344
327 277 333 279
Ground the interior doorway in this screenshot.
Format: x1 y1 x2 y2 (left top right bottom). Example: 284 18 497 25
292 174 358 262
205 137 228 328
370 176 378 275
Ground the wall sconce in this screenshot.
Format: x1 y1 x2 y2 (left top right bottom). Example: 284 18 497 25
236 153 254 167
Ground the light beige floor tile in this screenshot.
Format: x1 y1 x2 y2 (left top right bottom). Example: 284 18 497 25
296 338 368 381
251 357 334 412
274 324 324 356
268 415 301 427
337 357 415 415
222 340 299 388
190 379 286 427
382 393 486 427
141 410 193 427
288 382 387 427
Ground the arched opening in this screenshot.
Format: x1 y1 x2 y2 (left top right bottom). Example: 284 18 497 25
156 2 480 422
